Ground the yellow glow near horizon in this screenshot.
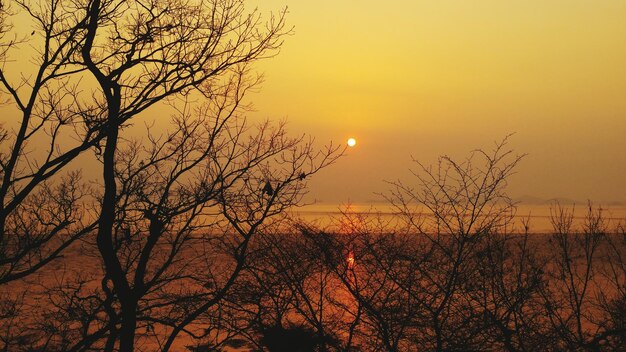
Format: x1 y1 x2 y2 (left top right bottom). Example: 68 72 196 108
347 138 357 148
249 0 626 203
6 0 626 204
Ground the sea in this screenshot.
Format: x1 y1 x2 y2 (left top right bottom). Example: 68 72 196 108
290 202 626 234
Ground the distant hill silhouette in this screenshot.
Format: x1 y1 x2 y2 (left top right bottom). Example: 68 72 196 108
513 195 625 206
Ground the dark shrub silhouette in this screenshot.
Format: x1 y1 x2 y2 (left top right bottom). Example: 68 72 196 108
261 324 337 352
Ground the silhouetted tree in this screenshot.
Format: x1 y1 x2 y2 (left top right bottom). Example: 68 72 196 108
103 98 339 350
0 1 103 346
230 140 625 352
1 0 343 350
382 136 525 350
261 324 330 352
75 0 290 348
299 138 557 351
0 0 100 286
180 138 626 352
539 203 626 351
210 222 343 351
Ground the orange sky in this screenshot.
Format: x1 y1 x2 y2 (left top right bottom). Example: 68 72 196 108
4 1 626 205
248 0 626 204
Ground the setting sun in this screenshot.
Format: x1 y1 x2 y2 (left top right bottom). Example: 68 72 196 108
347 138 357 147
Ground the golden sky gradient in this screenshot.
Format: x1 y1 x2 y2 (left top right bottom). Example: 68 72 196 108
5 1 625 205
248 0 626 203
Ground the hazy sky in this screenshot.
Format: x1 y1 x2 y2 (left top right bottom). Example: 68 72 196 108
247 0 626 204
6 1 625 205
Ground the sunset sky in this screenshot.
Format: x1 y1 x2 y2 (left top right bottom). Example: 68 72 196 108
248 0 626 204
5 1 625 206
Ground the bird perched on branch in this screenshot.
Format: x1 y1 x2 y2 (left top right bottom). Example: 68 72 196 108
262 181 274 196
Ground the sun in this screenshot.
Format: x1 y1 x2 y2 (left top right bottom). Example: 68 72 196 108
347 137 357 147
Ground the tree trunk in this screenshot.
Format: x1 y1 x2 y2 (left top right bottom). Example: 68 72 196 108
118 299 138 351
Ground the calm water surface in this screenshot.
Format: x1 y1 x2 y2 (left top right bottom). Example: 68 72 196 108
292 202 626 233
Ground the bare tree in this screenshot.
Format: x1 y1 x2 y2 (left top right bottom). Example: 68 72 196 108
231 224 343 351
0 0 101 286
456 219 550 352
539 202 626 351
0 3 103 347
1 0 344 350
73 1 290 347
380 137 524 350
134 137 626 352
100 88 340 350
601 222 626 349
